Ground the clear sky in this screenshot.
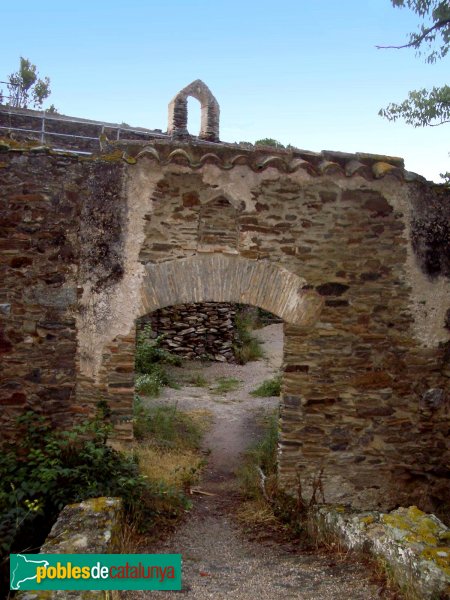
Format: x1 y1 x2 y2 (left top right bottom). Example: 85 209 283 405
1 0 448 181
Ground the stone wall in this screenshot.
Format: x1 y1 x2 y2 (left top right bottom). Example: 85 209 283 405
141 302 238 362
16 497 122 600
314 505 450 599
1 134 449 513
0 105 167 153
0 144 127 434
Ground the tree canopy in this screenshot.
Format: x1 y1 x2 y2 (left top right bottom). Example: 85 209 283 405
378 1 450 127
0 57 51 109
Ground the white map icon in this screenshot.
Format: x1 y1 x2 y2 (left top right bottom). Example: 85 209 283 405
10 554 49 590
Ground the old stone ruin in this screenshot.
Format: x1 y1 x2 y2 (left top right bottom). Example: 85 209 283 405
0 80 449 520
140 302 237 362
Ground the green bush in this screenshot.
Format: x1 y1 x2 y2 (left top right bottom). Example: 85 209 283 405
251 376 282 397
0 407 189 594
233 309 264 364
135 324 181 396
135 369 169 397
135 324 181 374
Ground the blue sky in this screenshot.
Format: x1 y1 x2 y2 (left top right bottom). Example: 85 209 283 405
1 0 448 181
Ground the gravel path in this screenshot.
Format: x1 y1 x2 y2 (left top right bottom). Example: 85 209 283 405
124 325 386 599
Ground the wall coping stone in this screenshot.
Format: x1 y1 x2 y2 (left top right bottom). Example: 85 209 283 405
314 505 450 599
16 497 122 600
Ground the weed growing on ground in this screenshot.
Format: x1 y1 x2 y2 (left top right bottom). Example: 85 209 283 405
211 377 241 395
187 373 209 387
250 375 282 397
135 445 205 493
238 410 279 498
233 309 264 364
135 324 182 397
133 396 205 449
237 409 311 538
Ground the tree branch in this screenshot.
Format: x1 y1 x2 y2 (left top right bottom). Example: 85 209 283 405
429 119 450 126
376 17 450 50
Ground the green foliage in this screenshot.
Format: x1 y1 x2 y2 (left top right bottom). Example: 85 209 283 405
188 373 208 387
135 369 169 397
233 308 264 364
379 1 450 179
1 57 51 109
254 138 285 148
238 410 309 537
238 410 279 499
388 1 450 63
251 375 282 397
135 324 181 396
211 377 241 395
135 324 181 373
379 84 450 127
379 5 450 124
133 396 203 449
0 408 189 567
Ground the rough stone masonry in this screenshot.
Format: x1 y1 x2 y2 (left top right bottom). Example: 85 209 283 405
0 80 449 513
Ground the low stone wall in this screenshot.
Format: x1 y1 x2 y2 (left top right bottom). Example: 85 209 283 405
0 105 167 153
16 497 122 600
314 505 450 599
144 302 238 362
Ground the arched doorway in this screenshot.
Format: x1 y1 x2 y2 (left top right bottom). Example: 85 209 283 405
98 255 322 448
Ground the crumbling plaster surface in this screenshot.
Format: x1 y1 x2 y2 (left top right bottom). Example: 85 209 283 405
77 161 161 379
77 160 325 381
77 158 448 384
205 162 449 347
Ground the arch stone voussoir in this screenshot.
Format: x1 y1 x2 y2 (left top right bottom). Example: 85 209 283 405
141 254 323 326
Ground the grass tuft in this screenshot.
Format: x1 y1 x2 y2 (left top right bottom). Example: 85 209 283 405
211 377 241 395
133 397 205 448
233 309 264 364
188 373 209 387
250 375 282 397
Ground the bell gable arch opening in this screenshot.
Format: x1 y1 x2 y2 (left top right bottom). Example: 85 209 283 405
168 79 220 142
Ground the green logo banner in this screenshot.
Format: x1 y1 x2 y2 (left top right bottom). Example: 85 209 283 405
10 554 182 591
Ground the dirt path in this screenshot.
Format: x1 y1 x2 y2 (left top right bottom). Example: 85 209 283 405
124 325 386 599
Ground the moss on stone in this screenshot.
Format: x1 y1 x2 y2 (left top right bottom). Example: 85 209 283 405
382 512 410 531
421 547 450 575
99 149 124 162
360 515 375 525
407 506 426 520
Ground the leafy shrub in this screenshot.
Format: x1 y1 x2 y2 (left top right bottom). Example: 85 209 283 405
135 324 181 373
233 309 264 364
251 375 282 397
135 324 181 396
234 338 264 364
0 407 189 596
135 370 168 397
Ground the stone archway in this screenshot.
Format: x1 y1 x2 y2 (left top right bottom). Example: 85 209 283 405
101 254 322 441
140 254 323 327
167 79 220 141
